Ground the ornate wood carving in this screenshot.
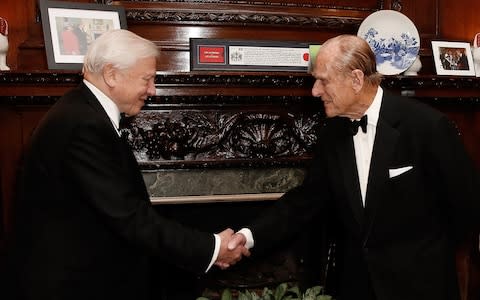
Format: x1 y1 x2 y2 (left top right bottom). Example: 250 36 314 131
381 76 480 90
154 73 313 89
124 110 322 165
120 0 384 10
95 0 114 4
126 9 362 28
119 0 383 29
0 72 82 85
2 72 480 93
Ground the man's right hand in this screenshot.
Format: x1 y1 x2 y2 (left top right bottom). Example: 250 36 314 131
214 228 250 270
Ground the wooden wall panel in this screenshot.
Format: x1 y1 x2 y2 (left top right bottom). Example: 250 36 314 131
439 0 480 42
398 0 439 49
0 106 48 236
0 0 30 70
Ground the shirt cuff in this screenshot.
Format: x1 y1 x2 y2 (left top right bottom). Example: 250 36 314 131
205 233 221 273
238 228 254 249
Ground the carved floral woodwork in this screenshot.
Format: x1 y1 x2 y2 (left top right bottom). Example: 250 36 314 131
118 0 384 30
125 110 322 163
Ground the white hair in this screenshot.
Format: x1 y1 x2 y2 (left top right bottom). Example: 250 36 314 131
83 29 159 73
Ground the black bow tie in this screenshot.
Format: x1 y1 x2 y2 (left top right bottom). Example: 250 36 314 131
119 113 131 140
119 113 130 130
350 115 368 135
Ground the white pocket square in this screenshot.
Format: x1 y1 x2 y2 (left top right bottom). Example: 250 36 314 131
389 166 413 178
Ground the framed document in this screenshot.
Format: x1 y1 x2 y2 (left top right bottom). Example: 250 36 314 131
190 39 311 72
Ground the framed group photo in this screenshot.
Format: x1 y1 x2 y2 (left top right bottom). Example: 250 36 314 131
39 0 127 70
431 41 476 76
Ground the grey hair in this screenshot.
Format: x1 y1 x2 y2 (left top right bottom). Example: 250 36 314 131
83 29 159 73
323 34 382 86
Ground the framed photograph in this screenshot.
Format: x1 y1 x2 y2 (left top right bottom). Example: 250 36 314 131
431 41 476 76
190 38 311 72
39 0 127 70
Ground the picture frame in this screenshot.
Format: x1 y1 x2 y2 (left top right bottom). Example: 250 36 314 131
431 41 476 76
39 0 127 70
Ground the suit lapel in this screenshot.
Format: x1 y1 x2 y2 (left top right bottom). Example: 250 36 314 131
334 127 365 227
80 82 121 138
363 92 401 242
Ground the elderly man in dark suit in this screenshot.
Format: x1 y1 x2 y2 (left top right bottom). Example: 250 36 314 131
7 29 249 300
228 34 480 300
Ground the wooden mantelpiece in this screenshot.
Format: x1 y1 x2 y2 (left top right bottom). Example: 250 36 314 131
2 71 480 99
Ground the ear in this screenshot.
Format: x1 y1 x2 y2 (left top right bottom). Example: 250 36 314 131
102 64 118 88
351 69 365 93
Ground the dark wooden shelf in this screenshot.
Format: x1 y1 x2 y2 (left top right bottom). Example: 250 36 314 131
1 71 480 104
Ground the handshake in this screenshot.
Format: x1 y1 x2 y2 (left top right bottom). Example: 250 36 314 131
214 228 250 269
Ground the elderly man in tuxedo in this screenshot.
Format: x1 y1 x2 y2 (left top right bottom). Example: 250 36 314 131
228 34 480 300
7 29 249 300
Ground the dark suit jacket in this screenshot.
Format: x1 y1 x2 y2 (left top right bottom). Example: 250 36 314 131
249 90 480 300
9 83 215 300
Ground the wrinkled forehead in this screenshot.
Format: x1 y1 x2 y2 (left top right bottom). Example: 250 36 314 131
312 47 336 77
317 41 337 60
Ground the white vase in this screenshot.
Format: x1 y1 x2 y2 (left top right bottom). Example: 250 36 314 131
472 47 480 77
403 55 422 76
0 17 9 71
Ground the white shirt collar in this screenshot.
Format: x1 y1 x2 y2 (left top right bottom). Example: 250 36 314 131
83 79 121 130
363 86 383 128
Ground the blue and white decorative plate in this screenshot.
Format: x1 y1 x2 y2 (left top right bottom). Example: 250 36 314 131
357 10 420 75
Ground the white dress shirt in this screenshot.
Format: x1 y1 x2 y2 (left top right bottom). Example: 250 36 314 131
353 86 383 206
83 79 220 272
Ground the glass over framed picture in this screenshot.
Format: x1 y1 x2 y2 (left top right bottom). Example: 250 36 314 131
39 0 127 70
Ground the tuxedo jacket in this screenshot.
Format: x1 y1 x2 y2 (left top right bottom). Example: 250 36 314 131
249 90 480 300
10 83 215 300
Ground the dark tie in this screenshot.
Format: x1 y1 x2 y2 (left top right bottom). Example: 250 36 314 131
350 115 368 135
119 113 130 140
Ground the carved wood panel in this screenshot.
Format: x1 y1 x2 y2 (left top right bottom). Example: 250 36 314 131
125 107 322 166
121 0 376 29
117 0 384 10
